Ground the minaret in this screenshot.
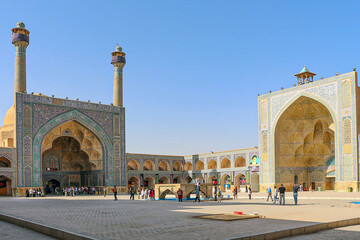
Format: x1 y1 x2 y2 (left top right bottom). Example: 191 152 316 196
111 45 126 107
12 22 30 94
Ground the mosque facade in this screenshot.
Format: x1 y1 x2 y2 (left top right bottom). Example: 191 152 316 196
0 23 260 196
1 22 358 196
258 67 360 192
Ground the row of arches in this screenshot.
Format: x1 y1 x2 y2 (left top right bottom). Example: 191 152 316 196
127 172 255 192
127 156 249 172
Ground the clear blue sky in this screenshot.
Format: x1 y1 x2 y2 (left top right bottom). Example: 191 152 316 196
0 1 359 155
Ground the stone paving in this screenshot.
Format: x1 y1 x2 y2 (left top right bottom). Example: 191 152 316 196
0 192 360 239
283 225 360 240
0 220 55 240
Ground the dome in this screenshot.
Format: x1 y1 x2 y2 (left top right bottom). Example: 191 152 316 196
16 22 25 28
3 105 15 126
115 45 122 52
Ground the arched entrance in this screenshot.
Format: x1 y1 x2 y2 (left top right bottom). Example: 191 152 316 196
44 179 60 194
220 174 231 192
33 110 113 188
41 120 103 188
144 176 155 188
0 157 11 167
235 173 246 188
208 174 217 183
173 176 183 183
128 176 140 191
250 173 259 192
0 175 12 196
159 176 170 184
275 96 335 190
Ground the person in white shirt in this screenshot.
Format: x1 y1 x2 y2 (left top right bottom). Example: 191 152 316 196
141 188 145 199
273 186 278 204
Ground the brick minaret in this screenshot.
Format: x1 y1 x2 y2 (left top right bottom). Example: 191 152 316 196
12 22 30 94
111 45 126 107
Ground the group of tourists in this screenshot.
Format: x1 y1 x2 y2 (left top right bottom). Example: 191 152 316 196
267 184 301 205
135 187 155 200
61 186 108 197
113 185 156 201
26 188 43 197
43 186 109 197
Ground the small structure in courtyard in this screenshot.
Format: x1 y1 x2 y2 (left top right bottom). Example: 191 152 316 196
155 183 213 200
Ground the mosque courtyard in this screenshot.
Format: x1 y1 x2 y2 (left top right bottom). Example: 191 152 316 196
1 192 360 239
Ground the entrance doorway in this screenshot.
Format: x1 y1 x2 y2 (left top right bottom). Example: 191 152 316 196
41 121 103 189
0 175 12 196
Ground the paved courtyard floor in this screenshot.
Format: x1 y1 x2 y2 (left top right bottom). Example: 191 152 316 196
0 220 54 240
0 191 360 239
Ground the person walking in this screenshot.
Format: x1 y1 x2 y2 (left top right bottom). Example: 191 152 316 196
292 184 300 205
137 188 141 199
233 186 238 200
216 188 222 202
279 184 286 205
177 188 183 202
196 177 200 187
129 185 135 200
267 185 273 202
273 186 278 204
149 188 154 200
113 185 118 201
194 187 201 202
103 186 107 197
248 187 252 200
145 188 148 200
141 188 145 199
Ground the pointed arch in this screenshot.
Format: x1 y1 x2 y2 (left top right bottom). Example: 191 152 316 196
235 156 246 167
143 160 155 171
127 159 140 170
184 162 193 171
172 161 183 171
195 160 204 170
158 161 170 171
0 157 11 167
33 110 114 187
128 176 140 190
159 176 170 184
207 159 217 169
144 175 155 188
273 94 336 188
221 158 231 168
173 176 183 183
